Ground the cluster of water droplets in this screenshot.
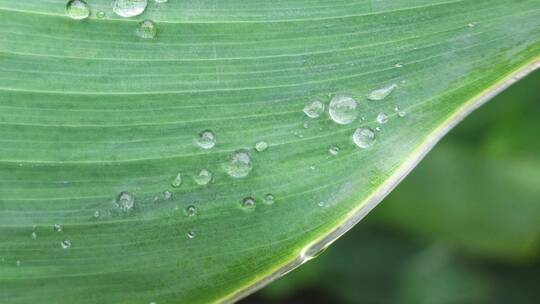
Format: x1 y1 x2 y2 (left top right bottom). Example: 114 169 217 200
65 0 160 39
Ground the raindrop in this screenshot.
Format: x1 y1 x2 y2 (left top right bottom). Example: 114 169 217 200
187 230 196 239
61 240 72 249
53 224 63 232
96 11 106 18
171 173 183 188
224 149 252 178
328 95 358 125
255 141 268 152
163 190 173 200
353 127 376 149
196 130 216 149
116 191 135 211
113 0 148 18
367 84 397 101
303 100 325 118
136 20 157 39
66 0 90 20
194 169 212 185
264 193 275 205
31 232 37 240
328 146 340 156
394 106 407 117
241 197 256 210
185 205 197 217
376 112 388 124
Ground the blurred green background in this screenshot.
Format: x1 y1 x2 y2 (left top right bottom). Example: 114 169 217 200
242 70 540 304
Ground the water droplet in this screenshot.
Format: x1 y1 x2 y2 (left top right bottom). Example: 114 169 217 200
303 100 325 118
468 22 476 28
61 240 72 249
241 197 256 210
187 230 196 239
53 224 63 232
367 84 397 101
196 130 216 149
317 201 325 207
31 232 37 240
303 121 309 129
116 191 135 211
394 63 403 68
94 211 100 218
154 0 167 3
328 95 358 125
328 146 340 156
224 149 252 178
113 0 147 18
163 190 173 200
16 260 21 267
96 11 106 18
66 0 90 20
376 112 388 124
353 127 376 149
194 169 212 185
136 20 157 39
185 205 197 217
255 141 268 152
171 173 182 188
264 193 275 205
394 106 407 117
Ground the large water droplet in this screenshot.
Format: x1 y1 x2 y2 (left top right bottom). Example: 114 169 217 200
196 130 216 149
367 84 397 101
224 149 252 178
194 169 212 185
376 112 388 124
66 0 90 20
303 100 325 118
171 173 182 188
353 127 376 149
241 197 256 210
116 191 135 210
329 95 358 125
136 20 157 39
113 0 148 18
53 224 63 232
61 240 72 249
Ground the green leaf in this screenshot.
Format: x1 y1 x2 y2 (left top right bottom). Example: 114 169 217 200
0 1 539 303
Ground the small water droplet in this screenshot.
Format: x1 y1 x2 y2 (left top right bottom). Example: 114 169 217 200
303 121 309 129
194 169 212 185
328 146 340 156
196 130 216 149
241 197 256 210
353 127 376 149
303 100 325 118
53 224 63 232
185 205 197 217
375 127 381 132
31 232 37 240
224 149 252 178
394 106 407 117
113 0 148 18
255 141 268 152
16 260 21 267
116 191 135 210
66 0 90 20
376 112 388 124
61 240 72 249
154 0 167 3
328 95 358 125
317 201 325 207
163 190 173 200
96 11 106 18
94 211 100 218
468 22 476 28
171 173 183 188
187 230 196 239
367 84 397 101
394 63 403 68
263 193 275 205
136 20 157 39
